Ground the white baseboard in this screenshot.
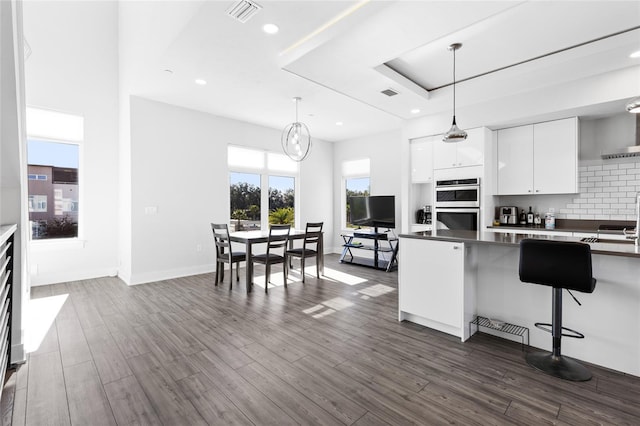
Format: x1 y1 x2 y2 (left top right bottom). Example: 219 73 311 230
126 264 215 286
30 267 119 287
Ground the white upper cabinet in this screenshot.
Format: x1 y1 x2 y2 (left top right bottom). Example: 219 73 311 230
497 125 534 194
410 136 435 183
497 117 578 195
533 118 578 194
433 128 484 169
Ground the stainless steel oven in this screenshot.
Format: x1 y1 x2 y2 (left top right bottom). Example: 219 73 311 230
435 178 481 231
435 208 480 232
435 178 480 208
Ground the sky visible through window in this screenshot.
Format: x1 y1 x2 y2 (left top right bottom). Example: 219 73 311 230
347 177 370 192
28 139 79 168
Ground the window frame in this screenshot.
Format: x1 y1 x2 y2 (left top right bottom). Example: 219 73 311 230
26 106 84 243
228 145 299 230
341 158 371 230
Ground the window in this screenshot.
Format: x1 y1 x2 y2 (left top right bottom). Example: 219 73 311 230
269 175 295 226
26 107 82 240
230 172 261 230
228 146 298 231
28 195 47 212
342 159 370 228
28 174 48 181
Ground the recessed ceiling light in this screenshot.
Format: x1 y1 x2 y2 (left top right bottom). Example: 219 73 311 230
630 50 640 59
335 121 343 126
263 23 279 34
195 79 207 85
411 108 420 114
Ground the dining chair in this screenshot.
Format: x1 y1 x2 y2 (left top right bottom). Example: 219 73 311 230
251 224 291 293
211 223 246 289
285 222 323 283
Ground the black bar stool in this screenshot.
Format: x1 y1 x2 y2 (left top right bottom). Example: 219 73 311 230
519 239 596 381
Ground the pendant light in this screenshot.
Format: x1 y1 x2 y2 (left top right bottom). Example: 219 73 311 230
626 97 640 113
281 97 312 161
443 43 467 143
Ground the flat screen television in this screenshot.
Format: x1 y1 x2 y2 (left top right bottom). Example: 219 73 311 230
349 195 395 229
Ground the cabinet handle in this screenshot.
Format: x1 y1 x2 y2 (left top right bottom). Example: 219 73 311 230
453 246 460 250
535 189 540 193
528 190 532 193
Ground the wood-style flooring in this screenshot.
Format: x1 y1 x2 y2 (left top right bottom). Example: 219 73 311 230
2 254 640 425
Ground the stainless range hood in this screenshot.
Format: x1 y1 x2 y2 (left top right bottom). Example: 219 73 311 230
602 114 640 159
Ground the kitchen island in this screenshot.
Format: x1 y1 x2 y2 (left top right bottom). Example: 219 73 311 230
399 230 640 376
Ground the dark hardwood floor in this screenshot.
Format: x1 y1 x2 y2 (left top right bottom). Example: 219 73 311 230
2 254 640 425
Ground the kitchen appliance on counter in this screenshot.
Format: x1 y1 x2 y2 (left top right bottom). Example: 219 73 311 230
435 178 480 232
499 206 518 225
416 205 432 224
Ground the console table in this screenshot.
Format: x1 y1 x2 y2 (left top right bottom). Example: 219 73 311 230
339 231 398 271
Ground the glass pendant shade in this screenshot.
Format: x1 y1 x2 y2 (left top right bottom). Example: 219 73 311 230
443 43 467 143
626 97 640 113
281 97 312 161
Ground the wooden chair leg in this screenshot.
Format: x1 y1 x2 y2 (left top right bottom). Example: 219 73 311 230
301 257 306 283
284 260 288 288
215 262 219 286
229 262 233 290
265 263 270 293
316 253 320 278
236 262 240 281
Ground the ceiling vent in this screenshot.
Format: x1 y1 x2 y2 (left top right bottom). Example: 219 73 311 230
226 0 262 23
381 88 399 97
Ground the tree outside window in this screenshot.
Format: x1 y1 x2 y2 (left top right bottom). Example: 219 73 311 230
346 177 370 228
230 172 261 231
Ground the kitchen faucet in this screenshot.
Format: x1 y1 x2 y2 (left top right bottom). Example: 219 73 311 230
625 192 640 246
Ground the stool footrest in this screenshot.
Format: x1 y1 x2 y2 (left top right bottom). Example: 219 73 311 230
534 322 585 339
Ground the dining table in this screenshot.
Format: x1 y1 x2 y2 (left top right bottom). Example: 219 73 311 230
229 229 324 293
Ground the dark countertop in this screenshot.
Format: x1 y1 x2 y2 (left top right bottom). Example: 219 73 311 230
399 230 640 258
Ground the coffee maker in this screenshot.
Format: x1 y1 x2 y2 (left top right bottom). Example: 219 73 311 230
416 205 432 224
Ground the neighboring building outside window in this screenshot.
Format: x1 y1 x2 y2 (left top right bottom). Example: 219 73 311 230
342 158 370 229
26 107 82 240
28 195 47 212
228 146 298 231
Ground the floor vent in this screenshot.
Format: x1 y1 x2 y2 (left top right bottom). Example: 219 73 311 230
226 0 262 23
381 88 399 97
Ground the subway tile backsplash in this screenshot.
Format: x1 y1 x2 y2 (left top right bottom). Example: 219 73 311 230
560 159 640 221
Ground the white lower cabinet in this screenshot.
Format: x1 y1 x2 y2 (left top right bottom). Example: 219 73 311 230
399 237 475 340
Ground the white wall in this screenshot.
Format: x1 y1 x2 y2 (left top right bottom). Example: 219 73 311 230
332 129 403 252
23 1 119 285
1 0 29 363
128 97 333 285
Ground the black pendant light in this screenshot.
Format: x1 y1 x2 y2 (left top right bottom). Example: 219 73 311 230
443 43 467 143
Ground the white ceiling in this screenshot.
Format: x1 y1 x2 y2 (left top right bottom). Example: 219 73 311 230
121 0 640 142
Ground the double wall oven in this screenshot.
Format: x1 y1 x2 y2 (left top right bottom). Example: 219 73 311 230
434 178 480 232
